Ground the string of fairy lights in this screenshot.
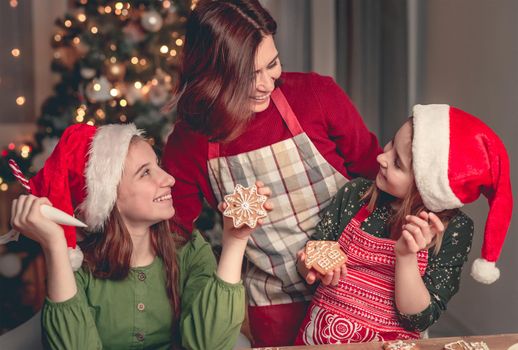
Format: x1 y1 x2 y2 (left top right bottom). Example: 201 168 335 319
0 0 32 192
9 0 26 108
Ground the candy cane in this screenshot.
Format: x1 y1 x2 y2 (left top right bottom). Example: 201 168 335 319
8 159 31 193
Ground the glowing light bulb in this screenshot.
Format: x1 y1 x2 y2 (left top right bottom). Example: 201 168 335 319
16 96 25 106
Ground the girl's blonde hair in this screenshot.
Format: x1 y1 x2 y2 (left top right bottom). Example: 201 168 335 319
361 118 458 254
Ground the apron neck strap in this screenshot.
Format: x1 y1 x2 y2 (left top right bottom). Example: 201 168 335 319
271 88 304 136
353 204 372 224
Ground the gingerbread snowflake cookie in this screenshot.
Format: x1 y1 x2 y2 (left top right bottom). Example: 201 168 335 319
444 340 489 350
383 340 418 350
223 184 267 228
304 240 347 275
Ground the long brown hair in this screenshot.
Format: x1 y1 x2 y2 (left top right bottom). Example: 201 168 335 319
80 208 183 320
174 0 277 141
362 119 458 254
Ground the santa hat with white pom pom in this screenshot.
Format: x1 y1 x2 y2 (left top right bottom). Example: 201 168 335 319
412 104 513 284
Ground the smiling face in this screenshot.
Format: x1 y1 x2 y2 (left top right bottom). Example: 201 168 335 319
250 35 282 113
116 138 175 231
375 120 415 199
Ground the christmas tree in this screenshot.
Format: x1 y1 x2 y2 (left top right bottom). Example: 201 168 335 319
0 0 194 188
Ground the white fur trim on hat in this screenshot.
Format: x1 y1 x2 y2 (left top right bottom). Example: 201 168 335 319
68 246 84 271
471 258 500 284
412 104 463 211
78 124 143 232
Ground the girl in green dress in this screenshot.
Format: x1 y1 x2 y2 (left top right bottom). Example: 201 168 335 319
10 123 271 349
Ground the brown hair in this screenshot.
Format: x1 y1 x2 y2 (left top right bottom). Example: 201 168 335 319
80 209 183 320
362 119 458 254
174 0 277 141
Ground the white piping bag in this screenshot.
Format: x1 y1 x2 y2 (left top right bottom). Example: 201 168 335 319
0 205 87 244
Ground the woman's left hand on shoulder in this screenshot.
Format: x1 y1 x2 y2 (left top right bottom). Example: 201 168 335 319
395 211 444 257
218 181 273 243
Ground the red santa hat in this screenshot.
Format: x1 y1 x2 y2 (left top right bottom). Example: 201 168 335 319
28 123 142 270
412 104 513 284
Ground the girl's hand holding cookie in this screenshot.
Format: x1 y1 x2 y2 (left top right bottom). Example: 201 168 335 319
296 249 347 287
219 181 273 242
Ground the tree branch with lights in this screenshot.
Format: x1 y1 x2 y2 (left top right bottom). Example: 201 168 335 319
0 0 196 191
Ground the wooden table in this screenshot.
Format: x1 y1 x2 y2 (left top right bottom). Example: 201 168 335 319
247 334 518 350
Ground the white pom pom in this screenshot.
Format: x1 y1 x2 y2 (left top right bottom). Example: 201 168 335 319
68 246 84 271
471 258 500 284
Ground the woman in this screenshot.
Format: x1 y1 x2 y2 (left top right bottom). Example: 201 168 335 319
162 0 381 346
11 123 272 349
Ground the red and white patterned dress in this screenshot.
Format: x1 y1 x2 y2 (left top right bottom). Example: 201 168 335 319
296 205 428 345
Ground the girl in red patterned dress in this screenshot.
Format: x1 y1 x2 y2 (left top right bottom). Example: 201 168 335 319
295 104 513 345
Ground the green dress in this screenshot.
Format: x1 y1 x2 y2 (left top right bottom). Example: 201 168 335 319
42 231 245 350
313 178 474 332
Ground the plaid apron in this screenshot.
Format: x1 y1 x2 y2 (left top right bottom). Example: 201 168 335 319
296 206 429 345
208 88 347 345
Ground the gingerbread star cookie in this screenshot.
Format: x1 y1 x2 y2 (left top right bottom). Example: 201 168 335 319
304 240 347 275
223 184 267 228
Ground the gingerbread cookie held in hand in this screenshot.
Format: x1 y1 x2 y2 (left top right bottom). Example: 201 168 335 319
304 241 347 275
223 184 268 228
296 240 348 287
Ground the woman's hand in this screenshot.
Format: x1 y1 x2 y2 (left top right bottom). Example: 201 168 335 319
296 249 347 287
395 211 444 257
218 181 273 243
11 195 66 251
